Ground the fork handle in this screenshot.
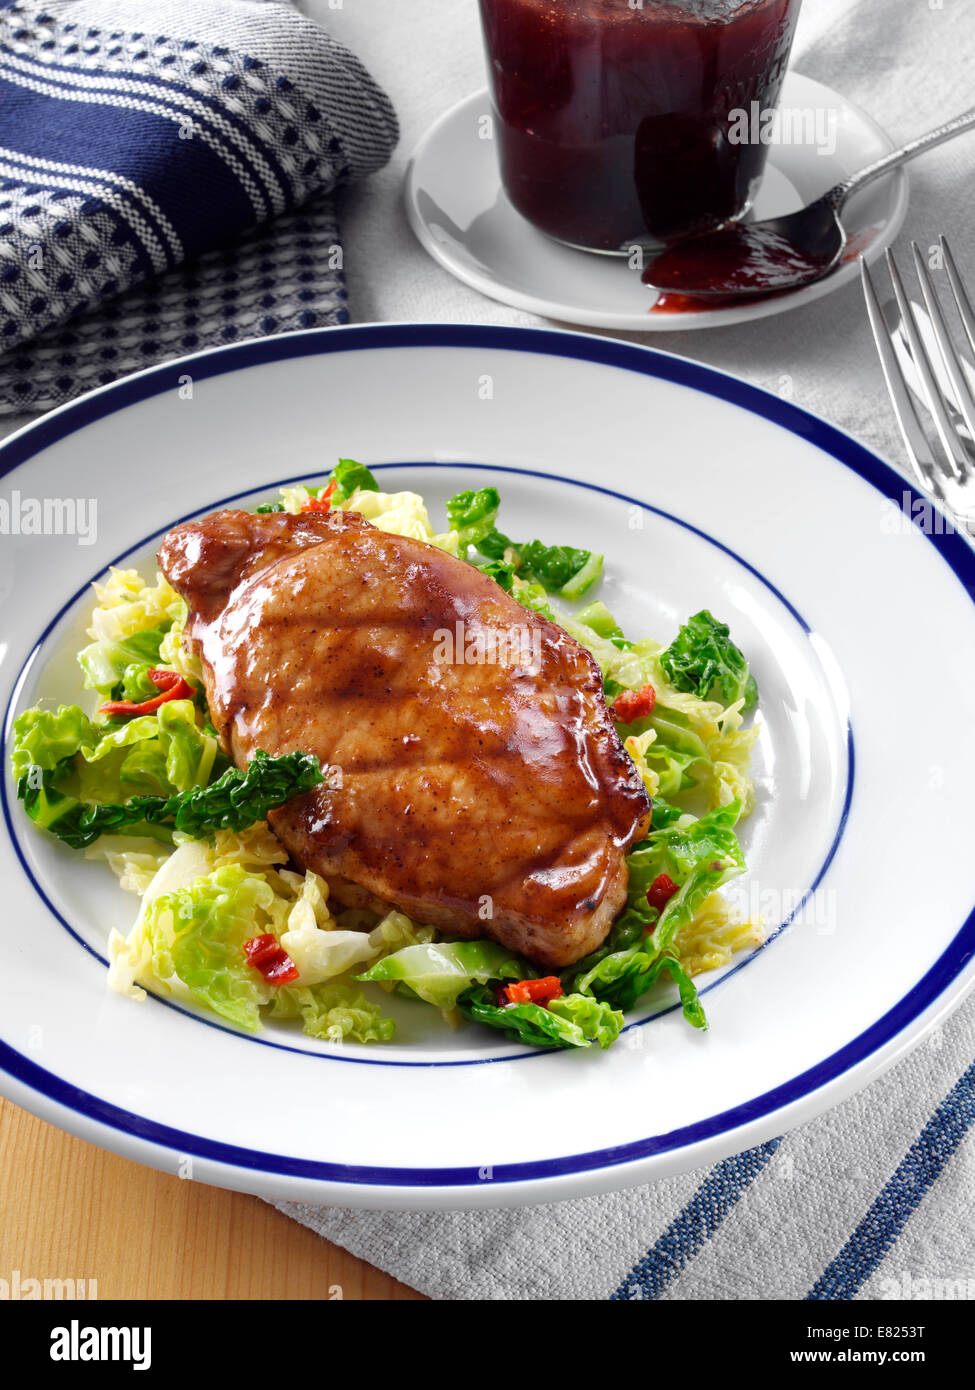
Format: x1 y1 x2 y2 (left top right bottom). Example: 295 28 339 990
829 106 975 208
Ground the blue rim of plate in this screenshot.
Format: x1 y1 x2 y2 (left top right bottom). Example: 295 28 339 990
0 322 972 1190
0 457 854 1066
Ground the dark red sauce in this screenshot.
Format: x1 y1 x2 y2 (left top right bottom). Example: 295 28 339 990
645 223 882 314
479 0 802 252
651 289 740 314
645 223 831 294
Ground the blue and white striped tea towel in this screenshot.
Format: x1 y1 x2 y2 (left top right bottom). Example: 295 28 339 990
0 0 398 411
275 995 975 1300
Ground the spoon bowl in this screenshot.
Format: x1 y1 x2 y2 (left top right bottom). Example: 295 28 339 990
639 104 975 302
642 200 843 300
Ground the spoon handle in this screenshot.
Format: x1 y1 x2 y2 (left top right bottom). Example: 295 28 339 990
830 106 975 208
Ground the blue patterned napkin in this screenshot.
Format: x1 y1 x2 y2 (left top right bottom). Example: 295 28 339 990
0 0 398 410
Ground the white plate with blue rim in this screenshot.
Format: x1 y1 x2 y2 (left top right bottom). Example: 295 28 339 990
1 322 973 1211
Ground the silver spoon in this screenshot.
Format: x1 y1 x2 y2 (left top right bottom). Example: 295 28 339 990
640 105 975 301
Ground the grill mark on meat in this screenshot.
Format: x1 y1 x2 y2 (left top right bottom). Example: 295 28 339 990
159 506 652 969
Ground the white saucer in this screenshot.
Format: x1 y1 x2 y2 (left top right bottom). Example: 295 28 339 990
405 73 909 332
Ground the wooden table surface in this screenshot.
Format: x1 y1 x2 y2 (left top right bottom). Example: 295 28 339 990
0 1097 425 1300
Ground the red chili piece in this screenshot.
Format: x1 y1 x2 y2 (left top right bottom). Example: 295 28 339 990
99 667 194 717
611 683 656 723
503 976 563 1007
301 479 338 513
243 934 300 984
646 873 680 918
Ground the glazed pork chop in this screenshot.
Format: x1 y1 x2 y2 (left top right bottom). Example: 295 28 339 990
158 507 652 968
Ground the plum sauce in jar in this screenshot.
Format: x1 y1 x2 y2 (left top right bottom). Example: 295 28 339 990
478 0 803 251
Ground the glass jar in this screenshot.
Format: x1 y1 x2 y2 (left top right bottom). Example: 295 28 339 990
478 0 803 252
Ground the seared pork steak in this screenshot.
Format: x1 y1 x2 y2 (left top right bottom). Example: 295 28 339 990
158 507 651 968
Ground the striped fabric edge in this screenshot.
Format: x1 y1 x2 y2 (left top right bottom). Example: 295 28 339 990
0 40 293 214
0 145 178 271
612 1057 975 1302
806 1058 975 1300
0 190 348 412
60 0 402 177
610 1139 783 1301
0 51 272 223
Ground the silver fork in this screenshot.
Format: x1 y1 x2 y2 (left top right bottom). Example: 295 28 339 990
861 237 975 538
881 294 975 457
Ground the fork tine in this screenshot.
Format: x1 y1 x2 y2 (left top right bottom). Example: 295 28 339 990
941 235 975 363
885 249 968 480
911 241 975 453
860 258 943 494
